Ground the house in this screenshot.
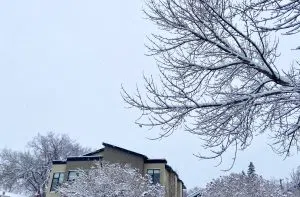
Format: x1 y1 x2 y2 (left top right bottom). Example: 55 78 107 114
46 142 186 197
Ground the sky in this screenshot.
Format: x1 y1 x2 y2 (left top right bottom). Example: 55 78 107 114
0 0 299 189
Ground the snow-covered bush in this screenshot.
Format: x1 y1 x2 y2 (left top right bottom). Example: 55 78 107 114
201 173 285 197
59 162 165 197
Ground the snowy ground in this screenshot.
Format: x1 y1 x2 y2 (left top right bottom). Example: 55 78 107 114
0 192 27 197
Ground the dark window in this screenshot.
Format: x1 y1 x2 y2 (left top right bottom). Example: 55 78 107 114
147 169 160 184
68 171 80 181
50 172 64 191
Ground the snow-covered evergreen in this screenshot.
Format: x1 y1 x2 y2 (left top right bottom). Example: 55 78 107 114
247 162 255 177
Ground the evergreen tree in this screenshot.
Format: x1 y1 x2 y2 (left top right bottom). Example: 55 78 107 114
247 162 255 177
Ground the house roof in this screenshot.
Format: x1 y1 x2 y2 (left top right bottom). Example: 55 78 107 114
66 156 102 161
52 160 67 164
83 148 104 156
145 159 167 163
52 156 101 164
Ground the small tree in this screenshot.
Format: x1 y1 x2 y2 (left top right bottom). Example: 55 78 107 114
201 173 285 197
0 132 90 197
59 162 165 197
247 162 256 177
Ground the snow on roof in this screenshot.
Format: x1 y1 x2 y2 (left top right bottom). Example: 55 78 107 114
187 190 202 197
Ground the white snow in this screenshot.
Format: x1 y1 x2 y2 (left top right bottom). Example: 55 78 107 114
0 192 27 197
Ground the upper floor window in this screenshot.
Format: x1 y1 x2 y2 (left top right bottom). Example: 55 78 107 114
50 172 64 191
147 169 160 184
68 171 80 181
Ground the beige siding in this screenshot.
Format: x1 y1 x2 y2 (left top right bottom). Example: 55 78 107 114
102 146 145 173
164 168 170 197
144 163 166 185
46 164 66 197
163 169 182 197
168 171 177 197
46 161 98 197
174 175 178 197
177 180 183 197
178 181 183 197
65 160 98 178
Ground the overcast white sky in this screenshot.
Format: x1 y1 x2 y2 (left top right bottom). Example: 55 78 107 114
0 0 299 189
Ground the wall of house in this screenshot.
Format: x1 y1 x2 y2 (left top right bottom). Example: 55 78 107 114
46 160 99 197
164 168 170 197
164 169 182 197
144 163 166 185
65 160 98 176
169 171 176 197
178 181 183 197
177 180 182 197
46 164 66 197
102 146 145 173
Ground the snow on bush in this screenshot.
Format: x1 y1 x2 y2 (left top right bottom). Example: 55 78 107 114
59 162 165 197
201 173 286 197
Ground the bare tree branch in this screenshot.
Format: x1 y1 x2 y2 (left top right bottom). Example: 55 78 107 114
122 0 300 167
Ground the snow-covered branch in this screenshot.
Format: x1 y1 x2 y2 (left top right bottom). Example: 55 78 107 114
0 132 90 197
122 0 300 166
201 173 286 197
247 0 300 35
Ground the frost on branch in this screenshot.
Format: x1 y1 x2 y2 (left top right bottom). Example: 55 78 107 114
247 0 300 35
122 0 300 167
59 162 165 197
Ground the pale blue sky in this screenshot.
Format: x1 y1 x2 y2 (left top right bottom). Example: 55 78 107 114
0 0 299 189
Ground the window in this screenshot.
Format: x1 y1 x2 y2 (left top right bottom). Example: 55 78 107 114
147 169 160 184
50 172 64 192
68 171 80 181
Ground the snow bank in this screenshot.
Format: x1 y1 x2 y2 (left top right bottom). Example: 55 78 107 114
0 192 27 197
